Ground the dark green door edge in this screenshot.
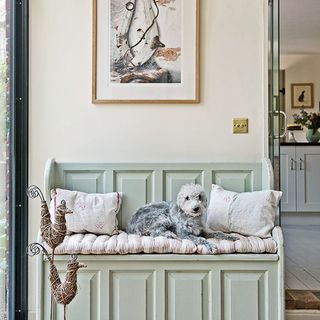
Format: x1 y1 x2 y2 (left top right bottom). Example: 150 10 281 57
8 0 29 319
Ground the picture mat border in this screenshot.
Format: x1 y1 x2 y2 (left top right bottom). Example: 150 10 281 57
92 0 200 104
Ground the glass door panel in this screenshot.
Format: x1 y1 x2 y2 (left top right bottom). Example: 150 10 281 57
268 0 281 191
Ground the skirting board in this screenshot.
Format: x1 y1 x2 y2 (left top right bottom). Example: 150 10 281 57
286 310 320 320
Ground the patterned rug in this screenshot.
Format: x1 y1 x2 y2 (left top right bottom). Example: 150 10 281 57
286 290 320 310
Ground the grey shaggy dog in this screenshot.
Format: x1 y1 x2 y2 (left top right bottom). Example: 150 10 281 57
127 184 237 252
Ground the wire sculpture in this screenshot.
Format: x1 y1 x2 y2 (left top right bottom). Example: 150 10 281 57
27 185 72 260
27 186 85 320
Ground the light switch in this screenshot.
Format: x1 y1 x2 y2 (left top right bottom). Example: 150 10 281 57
233 118 248 134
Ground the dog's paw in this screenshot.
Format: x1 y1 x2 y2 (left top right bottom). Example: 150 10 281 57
225 234 239 241
197 237 217 254
209 243 218 254
204 242 217 254
197 242 218 254
205 231 239 241
163 231 178 239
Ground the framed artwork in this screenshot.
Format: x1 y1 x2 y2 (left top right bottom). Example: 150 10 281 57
291 83 314 109
92 0 200 104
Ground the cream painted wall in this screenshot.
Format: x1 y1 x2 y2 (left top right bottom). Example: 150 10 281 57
281 54 320 142
28 0 268 317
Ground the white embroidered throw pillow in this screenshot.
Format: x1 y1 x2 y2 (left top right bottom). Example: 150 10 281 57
206 185 282 238
50 188 122 235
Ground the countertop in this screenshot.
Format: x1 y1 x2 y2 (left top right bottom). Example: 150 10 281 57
280 142 320 146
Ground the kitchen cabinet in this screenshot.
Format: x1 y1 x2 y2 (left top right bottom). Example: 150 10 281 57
280 145 320 212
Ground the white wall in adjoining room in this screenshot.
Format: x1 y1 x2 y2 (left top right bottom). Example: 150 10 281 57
28 0 268 317
281 54 320 142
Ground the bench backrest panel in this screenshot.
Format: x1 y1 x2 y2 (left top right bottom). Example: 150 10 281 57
44 159 276 229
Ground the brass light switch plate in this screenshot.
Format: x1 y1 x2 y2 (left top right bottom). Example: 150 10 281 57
233 118 248 134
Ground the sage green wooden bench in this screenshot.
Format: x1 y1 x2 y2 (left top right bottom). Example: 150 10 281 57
36 158 284 320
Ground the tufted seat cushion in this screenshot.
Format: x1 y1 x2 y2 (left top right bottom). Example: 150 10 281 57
45 230 277 255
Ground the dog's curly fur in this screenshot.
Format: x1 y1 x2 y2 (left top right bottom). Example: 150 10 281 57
127 184 237 252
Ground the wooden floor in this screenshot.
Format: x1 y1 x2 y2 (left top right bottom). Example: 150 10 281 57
286 290 320 311
282 213 320 290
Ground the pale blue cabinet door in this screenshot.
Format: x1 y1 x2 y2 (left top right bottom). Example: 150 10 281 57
280 146 296 212
166 271 210 320
297 146 320 211
109 271 154 320
222 271 268 320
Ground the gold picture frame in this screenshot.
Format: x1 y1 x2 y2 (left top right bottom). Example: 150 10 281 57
92 0 200 104
291 83 314 109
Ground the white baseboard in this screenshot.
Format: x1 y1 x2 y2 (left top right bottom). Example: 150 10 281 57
286 310 320 320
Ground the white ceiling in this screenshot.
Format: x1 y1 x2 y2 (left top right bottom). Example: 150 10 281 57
281 0 320 54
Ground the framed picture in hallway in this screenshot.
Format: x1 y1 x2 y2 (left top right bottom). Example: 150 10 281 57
92 0 200 104
291 83 314 109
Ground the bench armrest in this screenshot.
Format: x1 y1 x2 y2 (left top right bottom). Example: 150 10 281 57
272 226 284 247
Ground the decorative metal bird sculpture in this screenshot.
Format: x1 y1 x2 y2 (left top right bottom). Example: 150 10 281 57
27 243 86 320
49 254 86 305
27 185 72 259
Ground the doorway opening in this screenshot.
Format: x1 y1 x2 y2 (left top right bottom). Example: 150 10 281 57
279 0 320 312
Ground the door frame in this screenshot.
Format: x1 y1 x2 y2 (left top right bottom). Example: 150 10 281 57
8 0 29 319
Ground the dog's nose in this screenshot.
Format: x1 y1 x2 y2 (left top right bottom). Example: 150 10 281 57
193 207 200 212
